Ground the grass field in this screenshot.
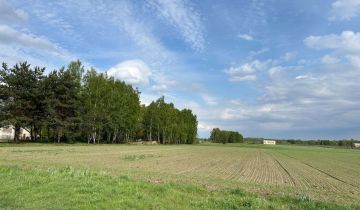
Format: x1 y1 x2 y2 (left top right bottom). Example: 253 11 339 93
0 143 359 209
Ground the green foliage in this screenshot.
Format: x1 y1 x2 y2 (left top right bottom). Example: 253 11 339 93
210 128 243 143
0 62 45 142
141 96 198 144
43 63 82 143
0 61 197 144
81 70 141 143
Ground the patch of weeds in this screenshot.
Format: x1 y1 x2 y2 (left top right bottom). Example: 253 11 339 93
118 175 130 181
242 200 252 208
124 154 145 161
297 194 312 202
123 154 160 161
229 188 246 196
11 149 54 153
46 166 93 178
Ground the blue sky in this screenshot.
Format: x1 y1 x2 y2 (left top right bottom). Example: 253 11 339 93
1 0 360 139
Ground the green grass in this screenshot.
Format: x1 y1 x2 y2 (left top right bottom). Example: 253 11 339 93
0 165 358 210
0 143 360 209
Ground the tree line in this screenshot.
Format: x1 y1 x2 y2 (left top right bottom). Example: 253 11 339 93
0 61 197 144
244 137 359 148
209 128 243 143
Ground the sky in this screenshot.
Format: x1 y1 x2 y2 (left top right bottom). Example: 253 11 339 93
1 0 360 139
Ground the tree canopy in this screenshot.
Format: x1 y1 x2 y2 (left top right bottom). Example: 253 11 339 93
210 128 243 144
0 61 197 144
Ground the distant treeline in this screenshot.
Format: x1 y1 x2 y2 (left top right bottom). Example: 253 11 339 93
244 137 359 148
0 61 197 144
209 128 243 143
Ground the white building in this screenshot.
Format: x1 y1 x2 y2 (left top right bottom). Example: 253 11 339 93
354 143 360 148
0 126 31 142
263 140 276 145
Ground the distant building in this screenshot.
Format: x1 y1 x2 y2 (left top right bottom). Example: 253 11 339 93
354 143 360 148
263 140 276 145
0 126 31 142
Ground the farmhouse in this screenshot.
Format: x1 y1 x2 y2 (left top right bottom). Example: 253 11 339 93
354 143 360 148
263 140 276 145
0 126 31 142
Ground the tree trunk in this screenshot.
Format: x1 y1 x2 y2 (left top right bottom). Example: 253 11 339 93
47 126 50 142
34 125 40 141
163 130 166 144
30 127 34 141
14 124 20 144
149 115 153 141
148 128 152 141
157 126 160 143
57 129 61 144
107 132 111 144
92 128 96 144
112 129 118 144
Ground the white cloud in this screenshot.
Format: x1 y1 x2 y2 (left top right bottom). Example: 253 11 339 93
281 52 296 61
224 60 270 82
139 92 161 106
201 94 218 105
321 54 341 64
304 31 360 54
34 11 76 38
0 25 64 54
346 55 360 67
295 74 311 80
85 1 173 65
198 121 215 132
27 0 173 65
211 51 360 138
238 33 254 41
249 48 268 57
220 108 239 120
150 84 167 92
0 44 51 68
229 75 257 81
147 0 205 51
305 31 360 69
25 0 175 88
329 0 360 21
0 0 28 24
268 66 283 76
107 59 152 85
225 63 255 75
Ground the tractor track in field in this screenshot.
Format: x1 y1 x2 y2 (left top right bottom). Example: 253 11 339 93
268 153 296 186
301 162 359 188
278 152 359 189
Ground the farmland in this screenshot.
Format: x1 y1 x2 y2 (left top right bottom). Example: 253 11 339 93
0 143 359 209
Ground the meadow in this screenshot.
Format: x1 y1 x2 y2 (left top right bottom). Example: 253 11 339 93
0 143 359 209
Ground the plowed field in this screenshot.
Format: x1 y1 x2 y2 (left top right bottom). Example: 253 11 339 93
0 144 359 205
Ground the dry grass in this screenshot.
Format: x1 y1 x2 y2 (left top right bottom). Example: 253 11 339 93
0 143 359 205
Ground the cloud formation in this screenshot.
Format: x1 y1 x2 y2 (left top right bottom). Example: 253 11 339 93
329 0 360 21
0 0 27 24
107 59 152 85
238 34 254 41
224 60 270 81
147 0 205 51
0 25 63 54
304 31 360 53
